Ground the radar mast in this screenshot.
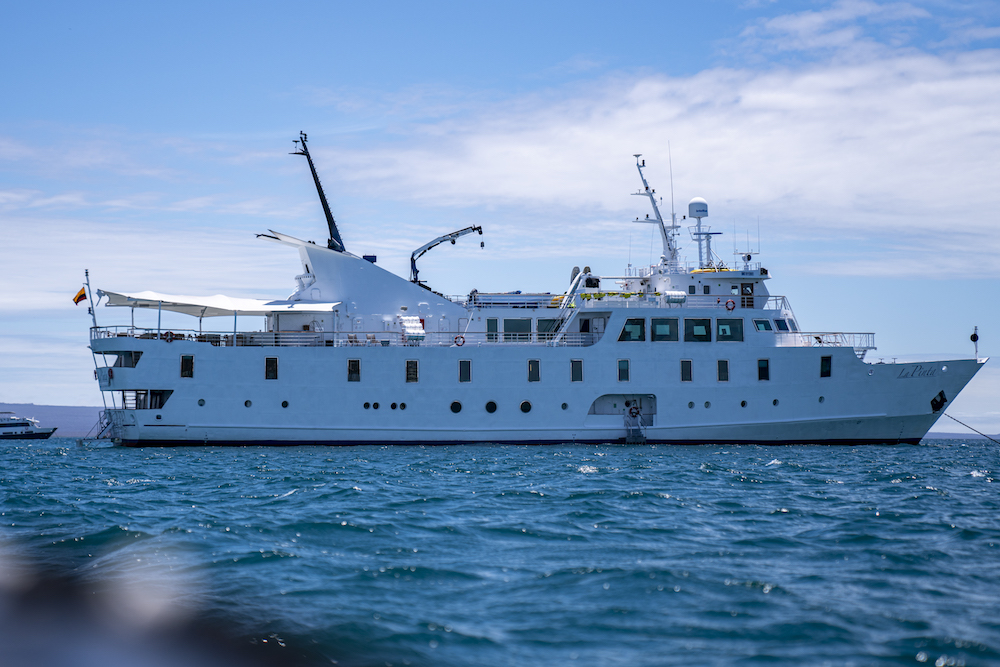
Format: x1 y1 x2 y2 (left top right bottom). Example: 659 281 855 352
292 132 346 253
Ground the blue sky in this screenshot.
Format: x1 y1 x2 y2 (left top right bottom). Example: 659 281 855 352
2 1 998 433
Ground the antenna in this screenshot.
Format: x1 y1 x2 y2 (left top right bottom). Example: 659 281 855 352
292 132 346 253
668 142 676 228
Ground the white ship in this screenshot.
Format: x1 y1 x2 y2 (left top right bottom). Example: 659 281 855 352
0 412 57 440
86 134 986 446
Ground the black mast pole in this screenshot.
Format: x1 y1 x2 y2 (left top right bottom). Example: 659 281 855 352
292 131 346 252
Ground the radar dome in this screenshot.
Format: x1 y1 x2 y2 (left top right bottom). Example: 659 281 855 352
688 197 708 218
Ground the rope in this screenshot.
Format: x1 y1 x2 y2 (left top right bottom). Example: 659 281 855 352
942 413 1000 445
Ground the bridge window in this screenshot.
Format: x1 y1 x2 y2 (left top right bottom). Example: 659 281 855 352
348 359 361 382
820 356 832 378
618 359 630 382
459 360 472 383
265 357 278 380
504 318 531 342
571 359 583 382
651 318 679 341
681 359 693 382
618 318 645 342
528 359 540 382
716 319 744 342
180 355 194 378
684 319 712 342
754 319 773 332
717 360 729 382
758 359 770 381
406 359 419 383
774 319 790 332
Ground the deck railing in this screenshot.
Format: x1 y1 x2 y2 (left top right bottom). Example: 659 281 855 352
91 326 604 348
775 331 876 358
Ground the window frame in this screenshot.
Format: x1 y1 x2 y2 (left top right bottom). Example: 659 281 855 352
758 358 770 381
684 318 712 342
180 354 194 378
527 359 540 382
753 319 773 332
347 359 361 383
651 317 679 342
570 359 583 383
681 359 693 382
264 356 278 380
820 355 832 378
716 318 744 342
618 317 646 342
459 359 472 383
406 359 419 383
774 319 790 332
717 359 729 382
617 359 630 382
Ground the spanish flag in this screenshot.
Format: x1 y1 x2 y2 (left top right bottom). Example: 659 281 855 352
73 287 87 305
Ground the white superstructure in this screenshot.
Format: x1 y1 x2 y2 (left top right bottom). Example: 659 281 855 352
86 140 986 446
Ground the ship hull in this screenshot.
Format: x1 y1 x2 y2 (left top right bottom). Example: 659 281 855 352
0 429 57 440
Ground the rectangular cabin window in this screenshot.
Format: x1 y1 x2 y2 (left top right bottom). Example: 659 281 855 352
618 359 630 382
717 359 729 382
774 319 790 332
688 285 696 295
758 359 770 381
681 359 693 382
406 359 419 383
504 318 531 342
537 318 561 340
731 285 739 295
347 359 361 383
703 285 710 295
754 319 773 332
820 356 832 378
528 359 540 382
265 357 278 380
487 318 498 342
684 318 712 342
459 359 472 383
651 318 679 342
716 319 744 342
571 359 583 382
180 355 194 378
618 318 645 342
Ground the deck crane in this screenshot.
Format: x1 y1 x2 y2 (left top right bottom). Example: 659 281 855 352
410 225 484 285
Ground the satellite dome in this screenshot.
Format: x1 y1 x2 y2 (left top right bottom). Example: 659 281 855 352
688 197 708 218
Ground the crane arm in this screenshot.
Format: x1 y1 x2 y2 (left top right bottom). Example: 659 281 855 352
410 225 483 283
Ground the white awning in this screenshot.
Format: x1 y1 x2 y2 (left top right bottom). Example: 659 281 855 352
99 290 341 318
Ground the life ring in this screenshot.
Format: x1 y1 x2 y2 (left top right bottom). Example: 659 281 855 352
628 405 641 418
454 335 465 347
725 299 736 312
164 331 175 343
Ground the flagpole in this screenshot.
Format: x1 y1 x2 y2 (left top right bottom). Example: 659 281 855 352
84 269 98 328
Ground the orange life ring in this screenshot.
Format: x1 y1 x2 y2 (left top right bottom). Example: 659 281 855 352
454 335 465 347
628 405 640 418
164 331 175 343
725 299 736 312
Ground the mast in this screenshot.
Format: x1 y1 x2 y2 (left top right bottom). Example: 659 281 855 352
292 132 346 253
631 155 679 267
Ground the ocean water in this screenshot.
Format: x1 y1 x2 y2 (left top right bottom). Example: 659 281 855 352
1 439 998 667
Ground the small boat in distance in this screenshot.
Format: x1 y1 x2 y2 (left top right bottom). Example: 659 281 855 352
0 412 57 440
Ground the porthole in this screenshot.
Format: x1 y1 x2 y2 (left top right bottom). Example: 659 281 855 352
520 401 532 413
625 400 632 408
868 369 874 376
704 401 711 409
281 401 288 408
561 402 568 410
373 402 380 409
740 400 747 408
400 403 406 410
688 401 695 409
451 401 462 413
773 399 779 406
244 400 252 408
155 414 162 420
941 365 948 372
818 396 825 404
198 398 205 407
364 402 370 409
391 403 397 410
485 401 497 413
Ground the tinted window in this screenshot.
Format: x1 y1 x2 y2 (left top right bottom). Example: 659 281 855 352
264 357 277 380
717 359 729 382
688 285 696 295
348 359 360 382
820 356 832 378
684 319 712 342
528 359 540 382
651 318 678 341
758 359 770 381
504 318 531 342
774 319 790 332
681 359 692 382
537 318 561 339
180 355 194 378
459 360 472 383
754 319 773 332
406 359 418 383
487 318 498 342
618 359 630 382
618 318 645 342
716 318 744 342
571 359 583 382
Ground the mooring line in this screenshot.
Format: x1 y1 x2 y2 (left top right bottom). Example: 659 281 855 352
943 413 1000 445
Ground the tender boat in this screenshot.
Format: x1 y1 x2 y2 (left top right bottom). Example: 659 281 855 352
85 135 986 446
0 412 57 440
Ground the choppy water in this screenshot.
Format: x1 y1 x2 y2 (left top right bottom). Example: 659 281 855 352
1 439 998 667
